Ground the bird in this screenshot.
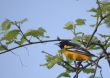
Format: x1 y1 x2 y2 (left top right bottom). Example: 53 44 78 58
58 40 96 61
57 40 101 68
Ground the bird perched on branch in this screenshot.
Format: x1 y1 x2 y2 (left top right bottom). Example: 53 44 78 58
57 40 101 68
58 40 95 61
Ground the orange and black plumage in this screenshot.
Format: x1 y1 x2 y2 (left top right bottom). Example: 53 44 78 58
58 40 95 61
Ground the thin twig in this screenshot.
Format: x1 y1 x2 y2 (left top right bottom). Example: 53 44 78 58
15 21 30 43
86 1 101 48
11 51 26 67
75 56 104 76
0 42 25 67
96 43 110 67
104 36 110 49
24 47 30 56
73 25 77 37
84 41 110 67
86 0 103 47
0 39 71 55
93 57 100 78
86 17 99 47
73 62 81 78
42 51 53 56
86 13 110 47
100 69 103 78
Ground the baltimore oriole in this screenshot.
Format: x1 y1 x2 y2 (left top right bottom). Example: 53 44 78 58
58 40 96 61
57 40 101 68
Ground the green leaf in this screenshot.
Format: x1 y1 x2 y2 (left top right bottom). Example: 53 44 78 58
88 8 97 13
90 24 95 27
88 8 99 17
6 41 14 45
98 33 110 38
87 45 96 50
83 68 95 74
1 19 11 30
75 32 84 35
37 27 46 36
54 55 63 63
72 37 82 45
106 42 110 48
88 2 110 17
11 18 28 25
75 19 86 25
47 62 55 69
81 35 98 49
25 30 38 37
104 15 110 27
1 29 20 41
83 35 98 42
46 55 63 69
98 34 106 37
25 27 46 37
46 55 53 62
64 22 74 30
92 46 101 50
101 2 110 14
19 18 28 24
57 72 70 78
88 7 102 17
0 45 7 51
44 36 50 38
16 37 26 45
58 49 66 54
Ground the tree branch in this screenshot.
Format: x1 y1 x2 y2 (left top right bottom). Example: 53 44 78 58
100 69 103 78
76 55 104 76
0 39 71 55
85 40 110 67
73 62 81 78
86 13 110 47
104 36 110 49
96 43 110 67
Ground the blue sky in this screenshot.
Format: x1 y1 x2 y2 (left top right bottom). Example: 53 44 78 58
0 0 110 78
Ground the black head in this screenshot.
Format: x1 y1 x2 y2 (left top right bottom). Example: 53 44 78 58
58 40 70 49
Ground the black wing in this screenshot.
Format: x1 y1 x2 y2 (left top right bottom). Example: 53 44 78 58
67 42 95 57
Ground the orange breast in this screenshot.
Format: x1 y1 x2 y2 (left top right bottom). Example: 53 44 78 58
63 51 91 61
